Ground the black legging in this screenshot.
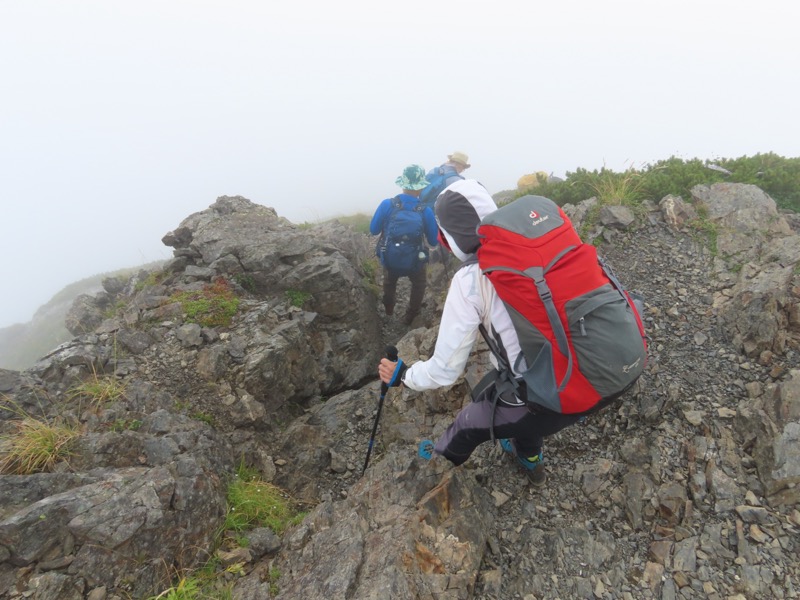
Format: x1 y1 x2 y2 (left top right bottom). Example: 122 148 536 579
382 265 427 317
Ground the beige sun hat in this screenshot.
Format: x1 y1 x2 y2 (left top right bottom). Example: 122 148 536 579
448 151 471 169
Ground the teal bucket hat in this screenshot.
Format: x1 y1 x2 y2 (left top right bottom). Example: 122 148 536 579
395 164 429 191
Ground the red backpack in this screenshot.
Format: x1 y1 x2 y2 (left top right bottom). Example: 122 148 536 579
477 195 647 414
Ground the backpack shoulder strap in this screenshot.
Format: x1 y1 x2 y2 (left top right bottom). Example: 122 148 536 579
379 197 404 246
482 264 574 392
443 165 464 180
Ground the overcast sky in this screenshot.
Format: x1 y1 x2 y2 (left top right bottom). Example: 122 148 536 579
1 1 798 328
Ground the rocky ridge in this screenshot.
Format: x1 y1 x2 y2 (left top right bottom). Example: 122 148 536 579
0 184 798 599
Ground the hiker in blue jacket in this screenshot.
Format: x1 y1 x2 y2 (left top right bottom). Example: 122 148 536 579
370 164 439 325
418 151 471 210
419 151 471 269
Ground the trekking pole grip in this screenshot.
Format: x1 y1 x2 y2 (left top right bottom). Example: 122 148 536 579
382 345 398 393
386 345 399 362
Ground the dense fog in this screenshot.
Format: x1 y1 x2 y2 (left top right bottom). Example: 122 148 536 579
1 0 798 327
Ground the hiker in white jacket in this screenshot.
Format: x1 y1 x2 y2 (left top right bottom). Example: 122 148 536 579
377 179 583 484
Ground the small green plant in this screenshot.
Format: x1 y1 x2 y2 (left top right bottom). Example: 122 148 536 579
171 278 240 327
111 418 142 432
102 298 129 319
148 557 238 600
0 400 80 475
233 273 257 293
285 290 312 308
689 205 719 256
191 412 214 426
224 463 306 535
135 270 168 292
360 257 381 296
268 567 281 596
692 219 719 256
578 202 602 240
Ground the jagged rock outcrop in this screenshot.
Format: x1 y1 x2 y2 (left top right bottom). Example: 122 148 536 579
273 457 493 600
692 183 800 359
1 185 799 599
45 196 383 417
736 369 800 505
0 375 234 598
1 195 390 598
160 196 369 317
692 183 793 259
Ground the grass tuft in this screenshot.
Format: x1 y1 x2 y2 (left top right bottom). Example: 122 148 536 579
0 403 79 474
588 166 649 207
147 576 202 600
224 463 306 534
68 370 127 409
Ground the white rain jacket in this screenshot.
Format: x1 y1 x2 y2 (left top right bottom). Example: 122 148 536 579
400 179 524 402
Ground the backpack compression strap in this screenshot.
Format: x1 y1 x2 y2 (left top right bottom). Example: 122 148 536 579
599 257 636 312
599 257 650 354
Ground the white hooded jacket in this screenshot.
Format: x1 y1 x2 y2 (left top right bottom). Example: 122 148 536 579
401 179 524 404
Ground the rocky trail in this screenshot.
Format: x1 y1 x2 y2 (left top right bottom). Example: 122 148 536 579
2 188 798 600
276 211 799 599
466 219 799 599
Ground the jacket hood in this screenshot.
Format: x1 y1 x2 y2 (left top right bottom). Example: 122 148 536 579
434 179 497 262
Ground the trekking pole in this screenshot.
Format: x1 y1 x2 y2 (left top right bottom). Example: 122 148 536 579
362 345 399 476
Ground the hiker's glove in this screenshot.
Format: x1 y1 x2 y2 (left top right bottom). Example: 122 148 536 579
388 359 407 387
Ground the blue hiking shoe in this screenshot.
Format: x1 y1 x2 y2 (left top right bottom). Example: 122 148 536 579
499 438 546 485
418 440 435 461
